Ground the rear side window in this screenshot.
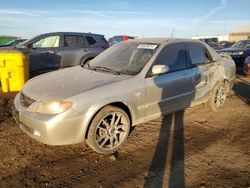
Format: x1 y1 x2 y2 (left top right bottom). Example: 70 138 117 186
85 36 97 46
99 36 109 47
188 43 205 65
64 35 85 47
155 44 187 72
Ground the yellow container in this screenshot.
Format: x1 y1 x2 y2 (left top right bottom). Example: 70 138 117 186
0 52 29 92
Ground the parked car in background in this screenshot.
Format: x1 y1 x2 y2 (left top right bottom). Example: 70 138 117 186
0 39 26 47
193 37 219 50
220 40 250 66
218 41 234 49
0 32 109 77
108 35 135 46
13 38 235 154
244 56 250 75
0 36 19 45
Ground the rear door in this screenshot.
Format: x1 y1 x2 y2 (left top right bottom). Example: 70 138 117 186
58 34 87 67
145 43 193 119
187 42 217 103
28 34 61 76
82 35 105 62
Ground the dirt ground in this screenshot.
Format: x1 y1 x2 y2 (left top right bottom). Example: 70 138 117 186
0 76 249 188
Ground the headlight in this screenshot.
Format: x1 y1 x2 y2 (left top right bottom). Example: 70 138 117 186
30 101 72 114
232 51 244 55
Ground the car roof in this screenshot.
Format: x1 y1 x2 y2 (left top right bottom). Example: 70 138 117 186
238 40 250 42
112 35 134 37
128 37 221 61
130 37 203 45
39 32 104 37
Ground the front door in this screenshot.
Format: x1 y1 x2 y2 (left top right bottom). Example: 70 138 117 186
145 43 193 120
28 35 61 77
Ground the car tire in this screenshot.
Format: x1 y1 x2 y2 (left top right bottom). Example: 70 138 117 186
86 106 130 154
209 82 227 111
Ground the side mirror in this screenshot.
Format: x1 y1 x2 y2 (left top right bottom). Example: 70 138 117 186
27 43 33 49
151 65 169 75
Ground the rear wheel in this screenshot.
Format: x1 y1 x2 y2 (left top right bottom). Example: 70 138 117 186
86 106 130 154
209 82 227 111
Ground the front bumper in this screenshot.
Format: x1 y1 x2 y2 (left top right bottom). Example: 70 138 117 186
13 93 89 145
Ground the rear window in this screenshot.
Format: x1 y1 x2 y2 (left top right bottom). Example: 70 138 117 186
99 36 109 46
64 35 85 47
188 43 205 65
86 36 97 46
155 44 187 72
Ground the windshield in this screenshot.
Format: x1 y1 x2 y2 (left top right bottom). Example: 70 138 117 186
109 36 123 45
6 39 26 46
5 40 16 45
87 42 158 75
16 34 43 47
231 40 250 48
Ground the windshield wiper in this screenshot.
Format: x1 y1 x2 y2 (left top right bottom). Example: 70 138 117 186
91 65 121 75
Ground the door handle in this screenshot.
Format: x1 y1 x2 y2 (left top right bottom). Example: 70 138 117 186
48 50 54 54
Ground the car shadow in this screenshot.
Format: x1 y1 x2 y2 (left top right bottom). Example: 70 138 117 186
168 111 185 187
144 111 185 188
143 114 172 187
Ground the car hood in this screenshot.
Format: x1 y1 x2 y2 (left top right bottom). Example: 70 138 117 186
220 47 248 52
22 66 131 101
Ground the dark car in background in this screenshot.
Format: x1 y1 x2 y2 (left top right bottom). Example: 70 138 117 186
220 40 250 66
108 35 135 46
197 37 219 50
1 32 109 77
218 41 235 49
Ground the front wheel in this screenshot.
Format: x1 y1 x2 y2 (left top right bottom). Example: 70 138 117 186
86 106 130 154
209 82 227 111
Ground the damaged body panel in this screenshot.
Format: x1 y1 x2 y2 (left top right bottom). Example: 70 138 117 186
13 38 236 154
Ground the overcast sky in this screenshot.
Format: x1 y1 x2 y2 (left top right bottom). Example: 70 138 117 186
0 0 249 39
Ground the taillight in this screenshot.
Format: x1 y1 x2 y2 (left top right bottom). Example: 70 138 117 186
123 36 128 41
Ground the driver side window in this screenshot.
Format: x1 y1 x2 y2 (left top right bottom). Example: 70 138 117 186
33 35 60 48
154 44 188 72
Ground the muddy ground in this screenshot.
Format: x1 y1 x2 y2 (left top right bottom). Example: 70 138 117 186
0 76 249 188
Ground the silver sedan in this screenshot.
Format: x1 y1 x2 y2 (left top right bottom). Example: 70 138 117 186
13 38 236 154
